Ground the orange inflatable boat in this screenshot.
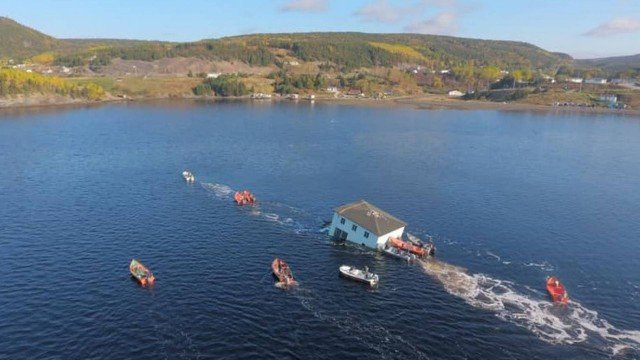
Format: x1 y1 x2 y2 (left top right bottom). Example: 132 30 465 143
234 190 256 206
546 276 569 304
388 237 428 257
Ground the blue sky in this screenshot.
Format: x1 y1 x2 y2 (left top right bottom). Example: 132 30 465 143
2 0 639 58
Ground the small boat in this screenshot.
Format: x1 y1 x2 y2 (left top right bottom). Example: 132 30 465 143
388 237 430 257
382 245 416 263
234 190 255 206
407 235 436 256
182 170 195 183
546 276 569 304
129 259 155 287
339 265 379 286
272 258 297 287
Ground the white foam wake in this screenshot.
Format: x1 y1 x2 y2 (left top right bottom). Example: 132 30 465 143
295 288 429 359
419 258 640 355
201 182 234 199
201 182 317 234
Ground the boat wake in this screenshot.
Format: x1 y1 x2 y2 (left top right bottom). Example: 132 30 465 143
200 182 639 356
418 258 640 355
294 289 429 359
201 182 234 199
201 182 320 234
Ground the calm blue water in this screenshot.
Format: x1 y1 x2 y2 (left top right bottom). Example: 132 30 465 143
1 100 639 359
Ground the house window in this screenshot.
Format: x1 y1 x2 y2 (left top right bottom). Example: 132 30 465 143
364 231 369 238
351 224 357 231
340 218 345 225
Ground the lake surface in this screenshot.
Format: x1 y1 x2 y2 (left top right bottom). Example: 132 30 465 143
1 100 639 359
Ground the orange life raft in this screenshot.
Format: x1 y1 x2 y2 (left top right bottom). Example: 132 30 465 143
388 237 428 257
234 190 255 206
546 276 569 304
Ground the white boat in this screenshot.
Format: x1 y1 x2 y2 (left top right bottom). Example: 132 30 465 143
339 265 379 286
182 170 195 183
382 246 416 263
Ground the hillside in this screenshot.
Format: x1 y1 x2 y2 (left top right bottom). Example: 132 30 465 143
0 17 572 72
214 32 573 71
575 54 640 75
0 17 59 59
83 32 572 72
1 16 639 110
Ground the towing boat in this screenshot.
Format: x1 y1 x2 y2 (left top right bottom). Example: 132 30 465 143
234 190 256 206
388 237 435 257
339 265 379 286
382 245 416 263
272 258 297 287
546 276 569 304
407 234 436 256
129 259 155 287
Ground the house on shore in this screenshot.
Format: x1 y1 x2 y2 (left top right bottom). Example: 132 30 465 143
585 78 607 85
346 88 363 97
599 94 618 105
328 200 406 249
448 90 465 97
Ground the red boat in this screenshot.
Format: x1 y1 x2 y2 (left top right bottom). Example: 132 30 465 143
388 237 428 257
271 258 297 287
546 276 569 304
234 190 255 206
129 259 155 287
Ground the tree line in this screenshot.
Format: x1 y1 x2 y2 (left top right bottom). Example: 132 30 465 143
0 69 104 100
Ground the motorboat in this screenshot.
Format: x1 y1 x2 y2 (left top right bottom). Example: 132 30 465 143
272 258 297 287
546 276 569 304
182 170 195 183
388 237 435 257
339 265 379 286
234 190 255 205
382 245 416 263
129 259 155 287
405 235 437 257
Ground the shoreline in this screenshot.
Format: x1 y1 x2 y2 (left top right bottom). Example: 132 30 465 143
1 93 638 117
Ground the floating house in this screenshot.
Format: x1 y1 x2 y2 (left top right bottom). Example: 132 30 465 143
328 200 406 249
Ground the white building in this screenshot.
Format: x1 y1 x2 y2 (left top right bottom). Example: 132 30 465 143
328 200 406 250
326 86 339 93
568 78 583 84
207 72 222 79
448 90 465 97
599 94 617 104
585 78 607 85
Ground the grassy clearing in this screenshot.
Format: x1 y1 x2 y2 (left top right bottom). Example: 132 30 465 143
369 42 427 62
68 76 201 97
522 89 596 105
243 76 275 93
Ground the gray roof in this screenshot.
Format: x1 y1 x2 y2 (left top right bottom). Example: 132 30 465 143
334 200 406 236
